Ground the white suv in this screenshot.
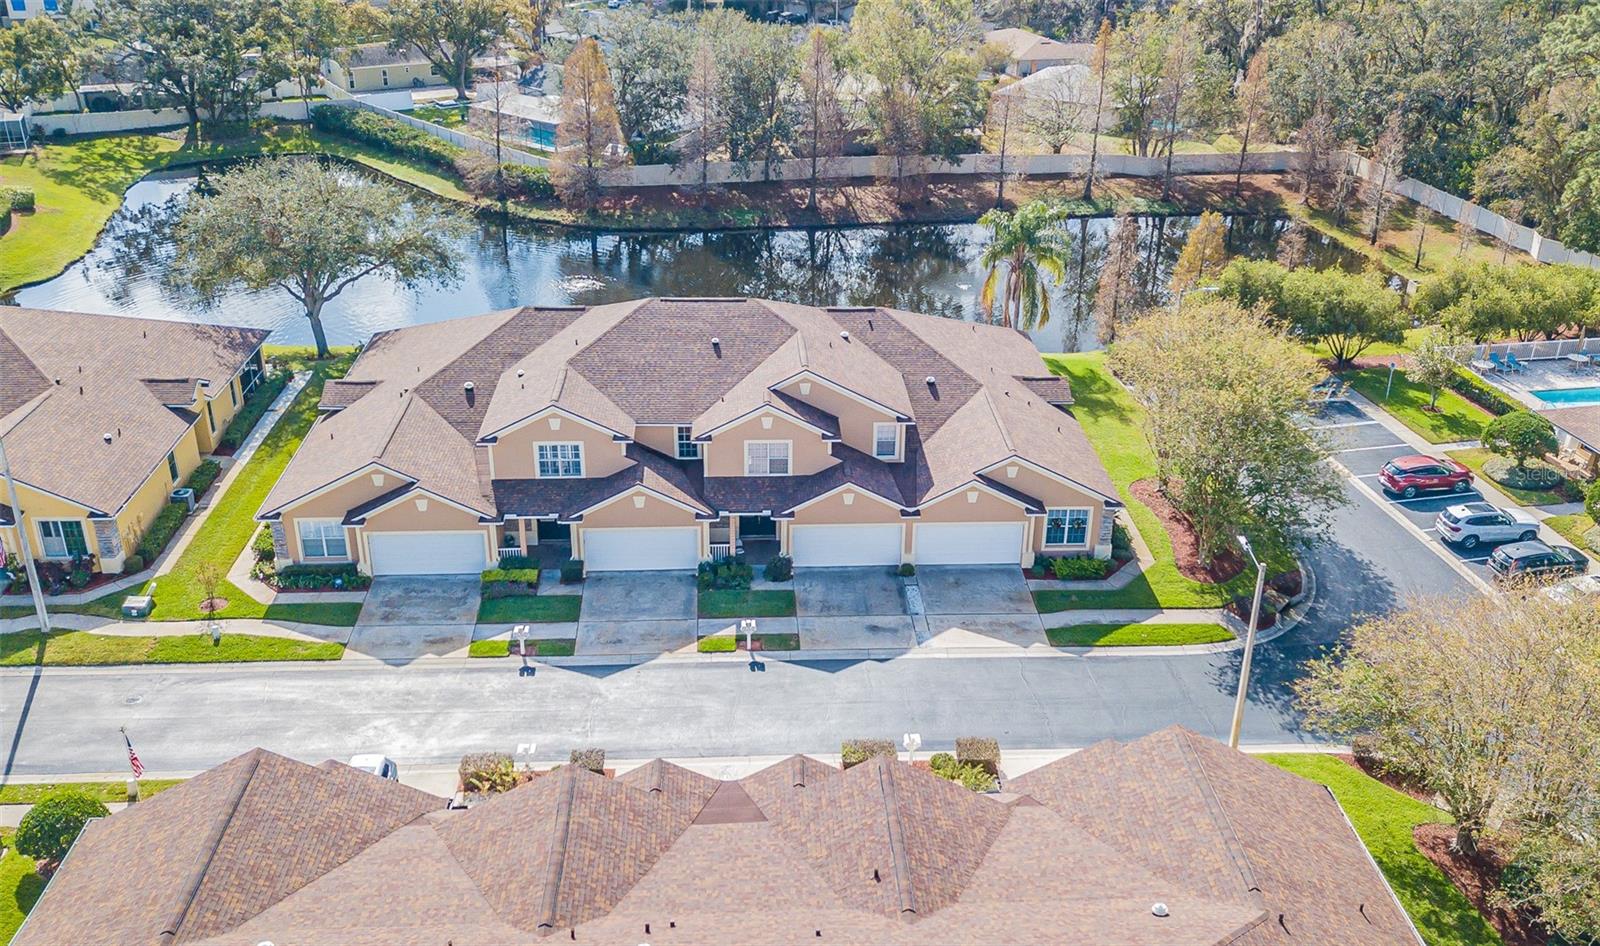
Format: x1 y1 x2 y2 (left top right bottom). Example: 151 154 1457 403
1435 502 1540 550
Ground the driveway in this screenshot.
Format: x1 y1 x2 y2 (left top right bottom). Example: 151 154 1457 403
794 567 916 651
916 566 1046 649
576 572 698 657
347 576 481 663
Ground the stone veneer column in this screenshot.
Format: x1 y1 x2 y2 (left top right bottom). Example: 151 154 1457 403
271 521 291 561
93 519 122 559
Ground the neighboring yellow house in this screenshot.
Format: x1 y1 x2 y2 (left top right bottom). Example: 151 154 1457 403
322 44 518 95
0 310 269 575
258 299 1121 577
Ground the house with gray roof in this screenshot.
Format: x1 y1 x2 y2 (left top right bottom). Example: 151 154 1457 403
256 297 1120 576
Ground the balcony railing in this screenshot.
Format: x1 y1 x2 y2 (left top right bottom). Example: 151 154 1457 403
709 542 733 560
497 546 526 560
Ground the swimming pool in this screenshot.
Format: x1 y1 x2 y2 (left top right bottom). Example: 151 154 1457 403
1532 386 1600 405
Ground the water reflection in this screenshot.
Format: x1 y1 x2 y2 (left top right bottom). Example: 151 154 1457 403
13 169 1359 352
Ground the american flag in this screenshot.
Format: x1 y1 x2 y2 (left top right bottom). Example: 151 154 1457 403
121 728 143 778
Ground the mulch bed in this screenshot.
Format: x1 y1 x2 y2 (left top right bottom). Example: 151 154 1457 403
1128 479 1245 584
1340 753 1435 803
1021 557 1130 582
1413 824 1550 946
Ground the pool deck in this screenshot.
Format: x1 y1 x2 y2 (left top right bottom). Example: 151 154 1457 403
1475 358 1600 409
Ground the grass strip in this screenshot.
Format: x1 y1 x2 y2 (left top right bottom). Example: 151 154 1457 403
0 629 343 666
476 595 582 624
0 829 43 946
1343 367 1491 445
0 780 182 806
468 638 576 658
697 589 797 619
1045 622 1234 647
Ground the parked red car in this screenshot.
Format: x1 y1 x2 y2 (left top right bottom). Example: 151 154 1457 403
1378 454 1474 499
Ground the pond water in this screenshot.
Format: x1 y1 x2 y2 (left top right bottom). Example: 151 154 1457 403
11 169 1360 352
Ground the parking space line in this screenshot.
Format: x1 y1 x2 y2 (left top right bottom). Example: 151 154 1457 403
1389 492 1481 506
1332 443 1409 454
1306 420 1381 430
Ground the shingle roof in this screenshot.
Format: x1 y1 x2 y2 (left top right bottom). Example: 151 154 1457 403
16 729 1421 946
0 310 268 516
984 27 1094 63
261 299 1116 524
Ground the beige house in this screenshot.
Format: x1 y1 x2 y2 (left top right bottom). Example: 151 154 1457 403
984 27 1093 77
323 43 515 94
0 310 269 574
258 298 1119 576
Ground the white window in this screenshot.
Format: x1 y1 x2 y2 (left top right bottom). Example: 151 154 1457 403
297 519 349 559
1044 508 1091 547
745 440 791 476
873 423 899 460
38 520 87 559
676 426 701 460
536 442 583 478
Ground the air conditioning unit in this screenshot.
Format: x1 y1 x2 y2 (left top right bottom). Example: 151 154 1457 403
170 487 196 512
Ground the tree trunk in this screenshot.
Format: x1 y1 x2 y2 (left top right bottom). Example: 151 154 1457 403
1452 824 1479 859
305 295 331 359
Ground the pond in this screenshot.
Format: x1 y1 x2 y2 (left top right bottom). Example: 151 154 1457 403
10 169 1361 352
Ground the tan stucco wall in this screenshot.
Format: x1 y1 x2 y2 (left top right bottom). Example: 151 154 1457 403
772 378 898 460
788 490 904 525
109 427 205 571
276 466 398 563
994 465 1107 555
580 491 700 529
5 484 93 570
192 375 246 454
633 425 681 457
491 415 632 480
917 488 1029 524
328 60 444 93
362 498 484 533
703 412 836 478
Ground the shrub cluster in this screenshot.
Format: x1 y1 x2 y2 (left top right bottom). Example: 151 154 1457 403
1 185 35 213
1111 523 1135 561
570 748 605 773
218 372 290 451
481 567 539 597
312 105 460 170
698 557 753 590
1446 367 1522 417
14 790 109 867
454 152 555 201
122 553 146 574
274 562 371 590
496 553 536 569
459 752 517 794
185 459 222 498
135 502 189 563
1033 554 1113 580
762 555 793 582
954 737 1001 775
929 752 998 792
840 738 896 768
252 526 276 563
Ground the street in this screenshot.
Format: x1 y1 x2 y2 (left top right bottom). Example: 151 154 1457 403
0 456 1468 775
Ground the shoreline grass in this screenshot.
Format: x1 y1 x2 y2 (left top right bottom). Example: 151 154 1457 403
1045 622 1234 647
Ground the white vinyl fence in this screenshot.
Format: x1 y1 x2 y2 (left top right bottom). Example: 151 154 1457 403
1471 338 1600 362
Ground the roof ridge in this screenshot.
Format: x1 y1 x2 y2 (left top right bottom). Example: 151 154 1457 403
979 388 1015 453
374 392 417 464
875 761 918 918
534 768 580 932
161 750 264 945
1173 732 1261 899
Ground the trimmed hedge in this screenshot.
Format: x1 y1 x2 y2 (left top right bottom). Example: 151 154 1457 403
1447 367 1521 417
496 553 536 569
218 372 290 451
481 567 539 598
185 459 222 498
252 526 276 563
135 501 189 563
312 104 462 171
1 185 35 213
955 737 1001 775
560 558 584 583
274 562 372 590
762 555 793 582
841 738 896 768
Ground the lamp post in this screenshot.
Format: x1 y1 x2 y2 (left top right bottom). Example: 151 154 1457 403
0 433 50 634
1385 360 1398 400
1227 534 1267 750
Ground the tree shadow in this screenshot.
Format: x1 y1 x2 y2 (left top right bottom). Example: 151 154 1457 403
33 135 168 205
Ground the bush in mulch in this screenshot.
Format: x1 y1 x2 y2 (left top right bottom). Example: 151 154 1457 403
929 752 998 792
481 567 540 598
1268 569 1303 598
1225 596 1277 630
459 752 518 795
1128 478 1245 584
840 739 896 769
1414 824 1549 946
570 748 605 774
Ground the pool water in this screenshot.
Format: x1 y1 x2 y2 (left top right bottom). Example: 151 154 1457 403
1531 387 1600 405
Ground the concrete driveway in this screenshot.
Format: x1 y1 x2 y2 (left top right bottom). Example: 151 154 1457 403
576 572 698 657
915 566 1046 650
347 576 482 663
794 567 916 651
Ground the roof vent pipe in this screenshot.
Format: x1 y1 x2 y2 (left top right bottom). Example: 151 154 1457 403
840 330 850 340
711 336 721 346
516 369 525 378
925 376 936 385
102 432 113 444
464 381 475 391
1152 903 1169 918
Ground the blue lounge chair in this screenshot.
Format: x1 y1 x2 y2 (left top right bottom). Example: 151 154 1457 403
1506 353 1530 373
1487 353 1509 373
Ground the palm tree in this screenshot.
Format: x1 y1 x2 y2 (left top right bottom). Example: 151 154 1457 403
978 202 1072 331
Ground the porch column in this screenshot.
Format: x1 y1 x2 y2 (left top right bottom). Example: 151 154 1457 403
517 517 528 552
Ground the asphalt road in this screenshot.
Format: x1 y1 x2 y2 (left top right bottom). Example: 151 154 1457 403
0 461 1470 776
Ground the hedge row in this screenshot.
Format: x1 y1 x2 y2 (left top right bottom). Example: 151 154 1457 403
1 185 34 213
218 372 290 451
134 502 189 563
312 104 460 170
274 562 371 590
1447 367 1522 417
185 459 222 498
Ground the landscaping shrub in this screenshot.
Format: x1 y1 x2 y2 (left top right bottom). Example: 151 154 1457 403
697 635 737 653
570 748 605 773
840 738 895 769
1446 367 1522 417
1482 409 1559 470
122 553 145 574
1111 523 1135 560
458 752 517 794
14 790 109 868
697 557 753 590
898 563 916 577
135 502 189 562
252 526 276 563
1267 569 1303 599
0 185 35 213
954 737 1001 775
496 553 536 569
1050 556 1112 580
184 459 222 498
481 567 539 598
762 555 793 582
1586 479 1600 522
929 752 999 792
312 105 462 171
218 372 290 451
455 153 556 201
501 163 555 201
274 563 371 590
560 558 584 583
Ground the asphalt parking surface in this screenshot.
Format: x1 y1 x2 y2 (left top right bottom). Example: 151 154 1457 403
1305 399 1500 584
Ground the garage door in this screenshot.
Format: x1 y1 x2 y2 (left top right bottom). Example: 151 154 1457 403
791 524 902 567
582 527 700 571
368 531 486 576
915 522 1025 566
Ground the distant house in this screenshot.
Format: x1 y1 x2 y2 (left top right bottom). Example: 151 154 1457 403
468 92 560 150
1 0 68 25
985 27 1093 77
324 44 450 94
991 64 1118 136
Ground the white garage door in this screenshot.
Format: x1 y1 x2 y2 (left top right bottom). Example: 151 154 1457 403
368 531 486 576
915 522 1026 566
582 527 700 571
791 524 902 567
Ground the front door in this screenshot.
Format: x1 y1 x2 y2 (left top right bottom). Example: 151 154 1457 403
536 520 571 544
739 515 777 538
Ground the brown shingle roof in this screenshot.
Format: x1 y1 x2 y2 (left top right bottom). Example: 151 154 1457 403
0 310 267 516
15 729 1422 946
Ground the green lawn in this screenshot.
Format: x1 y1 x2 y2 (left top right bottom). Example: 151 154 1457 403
404 104 470 128
1038 354 1259 610
0 780 181 805
697 589 798 619
475 595 582 624
1545 512 1597 551
65 356 360 626
0 829 44 946
1263 754 1502 946
468 638 576 657
1344 367 1492 444
1444 448 1575 506
1308 327 1430 362
0 629 343 666
1045 622 1234 647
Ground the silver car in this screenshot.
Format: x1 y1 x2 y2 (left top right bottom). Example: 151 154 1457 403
1436 502 1540 550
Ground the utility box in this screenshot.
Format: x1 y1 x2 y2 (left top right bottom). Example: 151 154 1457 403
121 593 154 618
170 488 196 512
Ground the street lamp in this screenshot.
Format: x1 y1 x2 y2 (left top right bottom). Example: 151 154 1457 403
1227 534 1268 750
1385 360 1399 400
0 432 49 634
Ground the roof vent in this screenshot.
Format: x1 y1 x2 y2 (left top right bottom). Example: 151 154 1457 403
925 375 936 385
464 381 475 391
839 330 850 340
711 336 721 346
102 432 113 444
516 369 525 378
1151 903 1169 918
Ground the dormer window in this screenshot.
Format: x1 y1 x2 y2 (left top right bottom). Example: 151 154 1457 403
676 425 700 460
536 442 583 478
873 423 899 460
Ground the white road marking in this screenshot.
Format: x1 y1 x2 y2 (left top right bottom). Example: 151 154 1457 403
1306 420 1382 430
1389 492 1481 506
1332 443 1409 455
1328 456 1497 595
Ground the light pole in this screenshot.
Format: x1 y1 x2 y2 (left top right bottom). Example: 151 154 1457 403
0 433 50 634
1227 534 1267 750
1385 360 1398 400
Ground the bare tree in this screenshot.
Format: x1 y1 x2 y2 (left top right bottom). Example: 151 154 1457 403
796 28 844 212
679 37 728 205
1454 204 1477 256
1291 104 1335 205
987 90 1018 207
1232 49 1268 199
1095 211 1141 344
1022 70 1093 155
552 37 626 210
1364 110 1407 245
1084 18 1111 201
1275 217 1308 269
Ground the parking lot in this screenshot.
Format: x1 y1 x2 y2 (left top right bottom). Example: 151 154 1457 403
1307 399 1504 586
